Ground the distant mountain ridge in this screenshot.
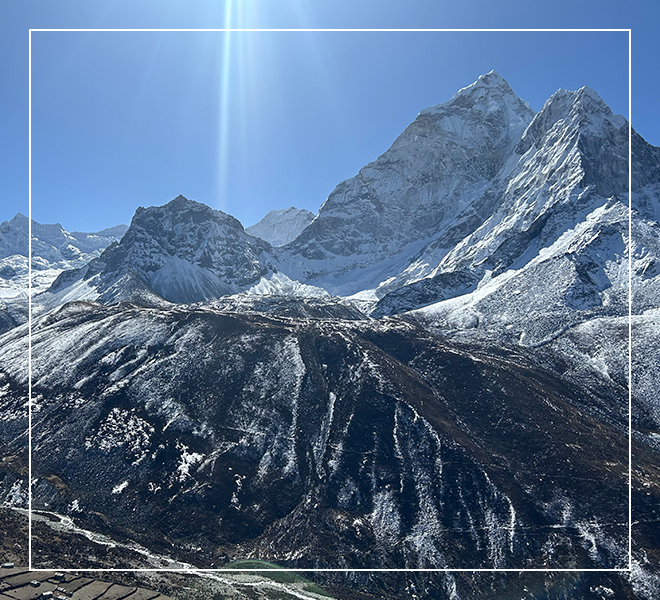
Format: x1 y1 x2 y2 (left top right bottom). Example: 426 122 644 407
0 213 128 264
246 207 315 247
0 213 127 300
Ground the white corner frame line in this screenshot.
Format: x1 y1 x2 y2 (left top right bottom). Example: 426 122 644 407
27 27 633 574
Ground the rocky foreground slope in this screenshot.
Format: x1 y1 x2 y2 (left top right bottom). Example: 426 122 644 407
0 300 633 567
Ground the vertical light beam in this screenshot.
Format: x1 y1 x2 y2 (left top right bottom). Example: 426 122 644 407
217 3 234 212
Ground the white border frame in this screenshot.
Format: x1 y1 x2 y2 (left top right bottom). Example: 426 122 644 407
27 27 633 574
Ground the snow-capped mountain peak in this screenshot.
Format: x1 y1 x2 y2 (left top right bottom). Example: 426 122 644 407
280 72 536 295
426 69 520 110
420 70 532 131
246 206 315 247
517 85 626 155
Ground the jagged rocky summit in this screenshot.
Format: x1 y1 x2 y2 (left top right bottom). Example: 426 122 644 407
280 70 537 294
47 195 279 305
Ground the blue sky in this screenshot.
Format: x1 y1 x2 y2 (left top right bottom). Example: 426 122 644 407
0 1 657 232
